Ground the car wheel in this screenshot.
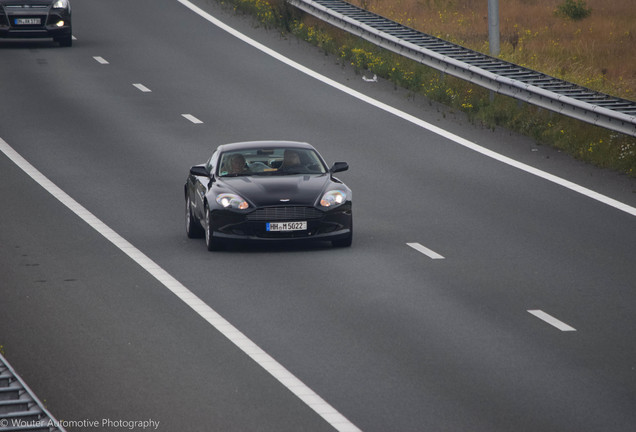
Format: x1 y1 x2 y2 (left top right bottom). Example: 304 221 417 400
204 204 222 251
57 33 72 47
332 218 353 248
332 233 352 248
185 196 203 238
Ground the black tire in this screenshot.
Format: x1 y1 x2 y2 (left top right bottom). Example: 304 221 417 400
204 204 222 251
57 33 72 47
332 218 353 248
332 234 352 248
185 196 204 238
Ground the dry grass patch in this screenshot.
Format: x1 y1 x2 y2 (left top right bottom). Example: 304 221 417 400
351 0 636 100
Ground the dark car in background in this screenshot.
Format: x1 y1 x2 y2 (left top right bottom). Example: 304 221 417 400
0 0 72 46
185 141 353 250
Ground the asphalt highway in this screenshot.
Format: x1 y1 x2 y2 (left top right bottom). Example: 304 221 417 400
1 0 636 431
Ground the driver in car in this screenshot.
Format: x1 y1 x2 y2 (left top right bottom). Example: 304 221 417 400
227 153 249 174
280 150 302 171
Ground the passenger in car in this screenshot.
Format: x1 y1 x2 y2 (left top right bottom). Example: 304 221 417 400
227 154 248 174
280 150 302 171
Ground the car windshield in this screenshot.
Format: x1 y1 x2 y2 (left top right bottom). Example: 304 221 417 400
217 148 328 177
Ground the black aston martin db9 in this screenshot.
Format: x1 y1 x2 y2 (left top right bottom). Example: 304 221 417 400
0 0 72 47
185 141 352 250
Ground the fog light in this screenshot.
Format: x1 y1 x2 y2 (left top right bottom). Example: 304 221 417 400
56 21 64 27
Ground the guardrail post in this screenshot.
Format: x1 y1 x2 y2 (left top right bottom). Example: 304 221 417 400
488 0 500 56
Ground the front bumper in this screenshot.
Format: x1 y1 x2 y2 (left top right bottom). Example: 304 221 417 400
210 204 352 242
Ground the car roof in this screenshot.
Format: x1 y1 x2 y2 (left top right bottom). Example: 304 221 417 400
215 140 316 153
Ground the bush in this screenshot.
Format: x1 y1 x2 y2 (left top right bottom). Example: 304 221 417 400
555 0 591 21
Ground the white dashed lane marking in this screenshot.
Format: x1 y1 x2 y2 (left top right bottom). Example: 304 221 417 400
182 114 203 124
407 242 445 259
93 56 109 64
133 83 152 93
528 310 576 331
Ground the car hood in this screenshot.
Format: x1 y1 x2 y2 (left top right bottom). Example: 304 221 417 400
216 174 331 207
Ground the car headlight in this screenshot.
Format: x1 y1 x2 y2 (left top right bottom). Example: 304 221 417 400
320 190 347 208
216 193 249 210
52 0 69 9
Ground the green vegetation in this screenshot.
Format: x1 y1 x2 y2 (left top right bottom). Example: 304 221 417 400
556 0 592 21
220 0 636 176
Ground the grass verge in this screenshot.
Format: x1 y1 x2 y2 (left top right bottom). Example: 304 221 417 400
220 0 636 177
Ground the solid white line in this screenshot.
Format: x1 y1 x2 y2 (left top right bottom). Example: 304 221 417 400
177 0 636 219
528 310 576 331
133 83 152 93
406 242 445 259
0 137 361 432
182 114 203 124
93 56 109 64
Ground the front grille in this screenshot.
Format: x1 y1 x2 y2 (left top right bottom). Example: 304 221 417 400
246 206 324 221
5 5 48 8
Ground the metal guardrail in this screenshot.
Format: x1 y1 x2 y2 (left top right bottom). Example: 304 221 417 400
0 354 66 432
288 0 636 137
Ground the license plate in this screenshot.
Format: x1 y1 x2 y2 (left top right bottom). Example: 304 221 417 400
266 221 307 231
15 18 41 25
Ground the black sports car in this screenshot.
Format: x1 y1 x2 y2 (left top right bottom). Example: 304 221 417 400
185 141 353 250
0 0 72 47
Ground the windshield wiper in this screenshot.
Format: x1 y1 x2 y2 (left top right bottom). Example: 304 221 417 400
277 171 305 175
221 172 251 177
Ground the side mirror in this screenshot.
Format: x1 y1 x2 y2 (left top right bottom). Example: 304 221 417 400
330 162 349 173
190 165 211 177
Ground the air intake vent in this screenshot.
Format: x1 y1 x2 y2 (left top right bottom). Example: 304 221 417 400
247 206 324 221
5 4 48 8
